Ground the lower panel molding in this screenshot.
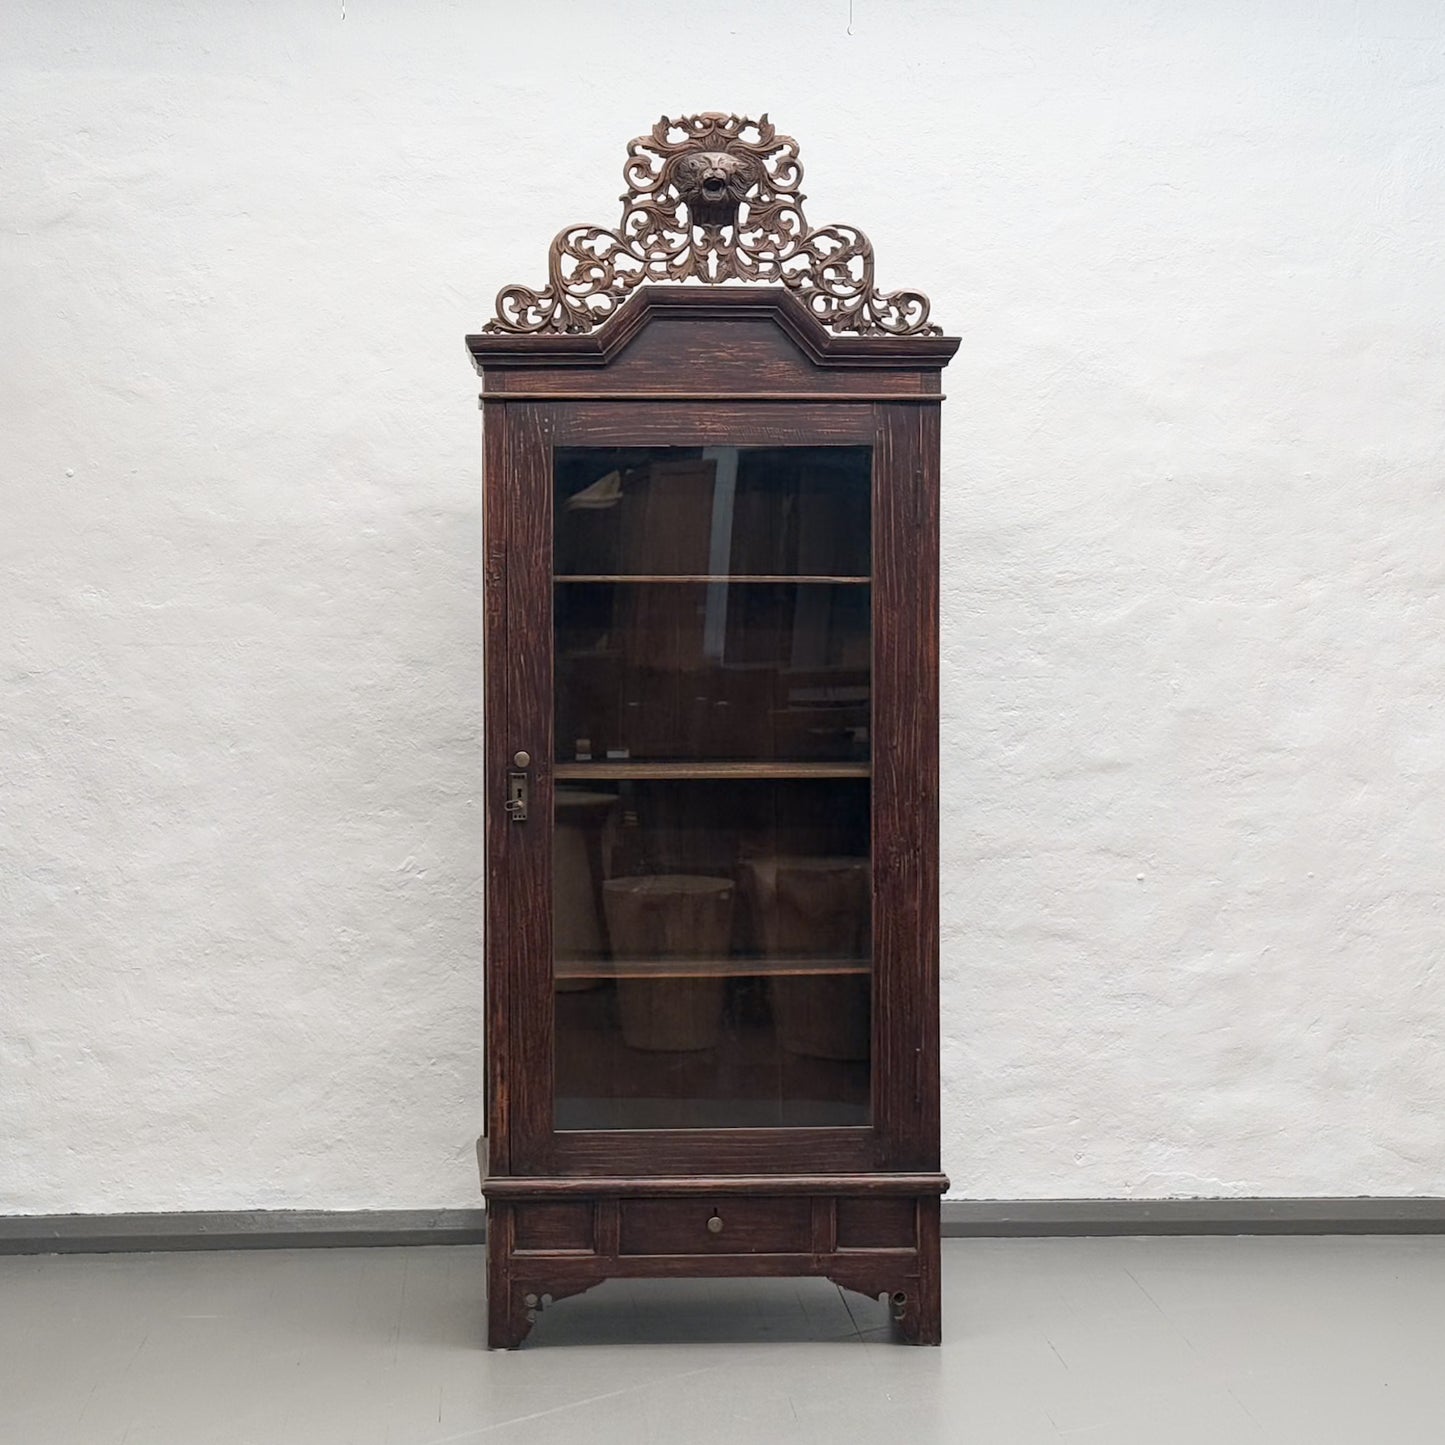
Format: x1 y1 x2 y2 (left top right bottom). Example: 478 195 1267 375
4 1198 1444 1255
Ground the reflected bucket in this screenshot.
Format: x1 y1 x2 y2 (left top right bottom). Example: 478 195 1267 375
603 875 735 1051
741 857 871 1061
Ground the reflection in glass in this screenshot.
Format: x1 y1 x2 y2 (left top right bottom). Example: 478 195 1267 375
556 581 869 765
552 447 873 1131
554 446 870 580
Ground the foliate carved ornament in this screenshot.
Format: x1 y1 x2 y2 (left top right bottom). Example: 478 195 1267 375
483 113 939 338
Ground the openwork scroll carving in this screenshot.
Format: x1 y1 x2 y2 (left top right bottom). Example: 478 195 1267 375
484 113 939 337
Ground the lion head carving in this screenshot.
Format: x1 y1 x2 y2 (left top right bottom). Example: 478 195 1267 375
482 113 941 337
669 149 759 228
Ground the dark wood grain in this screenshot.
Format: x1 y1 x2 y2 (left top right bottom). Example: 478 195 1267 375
551 761 870 781
482 392 945 403
484 1173 948 1199
911 1195 943 1345
554 574 870 584
482 402 510 1173
619 1196 812 1255
547 401 881 447
469 286 957 374
550 1126 878 1176
836 1195 918 1250
872 401 941 1175
477 279 957 1347
484 316 925 397
513 1201 595 1254
811 1195 837 1254
485 1200 519 1347
553 955 870 981
501 403 557 1177
827 1255 933 1344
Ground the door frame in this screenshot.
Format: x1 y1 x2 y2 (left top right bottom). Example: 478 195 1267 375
484 399 939 1179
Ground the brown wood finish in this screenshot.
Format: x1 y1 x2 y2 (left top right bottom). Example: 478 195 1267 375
481 402 510 1173
470 285 955 371
836 1195 918 1250
618 1196 813 1254
498 403 556 1182
872 401 943 1174
545 398 881 444
481 392 945 403
513 1201 594 1254
487 318 929 395
485 1190 943 1347
476 281 956 1349
483 1172 949 1199
552 761 870 781
554 574 871 584
554 955 870 981
548 1124 880 1177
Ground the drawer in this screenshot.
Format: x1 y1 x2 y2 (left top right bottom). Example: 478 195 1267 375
618 1196 812 1255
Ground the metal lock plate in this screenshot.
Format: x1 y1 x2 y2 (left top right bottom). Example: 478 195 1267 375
505 772 528 822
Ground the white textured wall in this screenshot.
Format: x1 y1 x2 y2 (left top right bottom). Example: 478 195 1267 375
3 1 1443 1212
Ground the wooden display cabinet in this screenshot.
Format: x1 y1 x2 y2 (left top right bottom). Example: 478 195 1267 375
467 113 958 1347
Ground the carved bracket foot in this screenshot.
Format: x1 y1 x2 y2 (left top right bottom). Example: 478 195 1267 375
887 1287 942 1347
828 1269 942 1347
487 1280 598 1350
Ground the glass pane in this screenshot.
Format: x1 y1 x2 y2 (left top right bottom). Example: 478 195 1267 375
556 582 869 764
555 446 870 579
552 447 873 1132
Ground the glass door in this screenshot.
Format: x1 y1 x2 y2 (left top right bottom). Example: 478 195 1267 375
550 446 873 1131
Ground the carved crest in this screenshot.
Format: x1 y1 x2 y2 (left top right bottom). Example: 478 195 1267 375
483 113 939 338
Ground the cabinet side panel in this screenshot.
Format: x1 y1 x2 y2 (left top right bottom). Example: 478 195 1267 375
871 403 941 1171
917 403 943 1161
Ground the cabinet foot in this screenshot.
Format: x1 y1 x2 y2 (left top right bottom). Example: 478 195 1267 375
829 1205 942 1345
894 1223 943 1344
486 1282 537 1351
824 1276 942 1346
488 1280 601 1349
890 1284 942 1346
485 1203 535 1349
486 1226 600 1348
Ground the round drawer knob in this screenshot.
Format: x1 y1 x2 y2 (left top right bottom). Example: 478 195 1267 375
706 1214 724 1235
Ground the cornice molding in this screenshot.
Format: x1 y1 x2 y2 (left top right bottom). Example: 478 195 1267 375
467 285 959 372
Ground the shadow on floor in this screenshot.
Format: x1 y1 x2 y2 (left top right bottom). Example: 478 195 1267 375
516 1275 895 1348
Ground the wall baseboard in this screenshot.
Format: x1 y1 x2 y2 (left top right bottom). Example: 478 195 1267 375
0 1209 488 1254
940 1197 1445 1236
2 1199 1442 1255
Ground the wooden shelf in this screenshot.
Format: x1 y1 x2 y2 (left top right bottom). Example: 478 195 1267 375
555 574 870 585
556 956 872 981
554 761 870 780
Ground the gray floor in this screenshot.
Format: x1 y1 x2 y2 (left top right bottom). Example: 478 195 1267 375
2 1237 1442 1444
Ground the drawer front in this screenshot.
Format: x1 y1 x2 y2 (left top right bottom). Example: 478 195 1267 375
618 1196 812 1255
